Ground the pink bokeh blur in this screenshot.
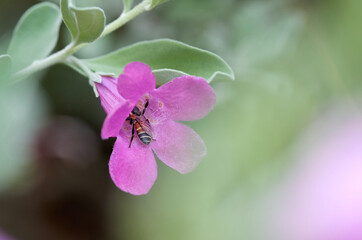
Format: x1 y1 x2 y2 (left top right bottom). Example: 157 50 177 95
273 106 362 240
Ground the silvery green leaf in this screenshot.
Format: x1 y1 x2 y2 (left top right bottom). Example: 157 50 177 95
61 0 78 40
72 7 106 44
7 2 62 71
0 55 12 85
83 39 234 85
146 0 168 10
123 0 134 13
61 0 106 44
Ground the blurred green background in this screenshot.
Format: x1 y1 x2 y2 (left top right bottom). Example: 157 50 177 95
0 0 362 239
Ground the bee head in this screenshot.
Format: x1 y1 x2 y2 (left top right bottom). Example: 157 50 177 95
131 106 141 116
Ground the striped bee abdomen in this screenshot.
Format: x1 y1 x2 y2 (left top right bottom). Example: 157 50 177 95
138 132 152 145
135 122 152 145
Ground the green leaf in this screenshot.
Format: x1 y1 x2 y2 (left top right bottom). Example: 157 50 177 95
0 55 12 84
61 0 78 40
7 2 62 72
147 0 169 10
61 0 106 44
72 7 106 44
123 0 134 12
83 39 234 84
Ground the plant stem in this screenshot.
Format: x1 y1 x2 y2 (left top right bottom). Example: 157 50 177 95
13 43 75 82
12 0 152 82
66 56 92 77
101 0 152 38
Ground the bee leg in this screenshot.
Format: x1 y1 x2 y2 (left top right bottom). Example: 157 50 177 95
142 100 149 114
129 123 135 148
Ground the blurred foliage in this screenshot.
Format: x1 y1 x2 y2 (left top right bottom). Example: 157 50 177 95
0 0 362 239
0 78 48 191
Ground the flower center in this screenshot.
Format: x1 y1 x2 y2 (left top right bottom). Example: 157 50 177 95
121 94 166 147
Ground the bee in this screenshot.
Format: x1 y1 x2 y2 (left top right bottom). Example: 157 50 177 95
126 100 154 148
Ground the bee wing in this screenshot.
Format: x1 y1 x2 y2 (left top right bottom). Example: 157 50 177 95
136 116 154 138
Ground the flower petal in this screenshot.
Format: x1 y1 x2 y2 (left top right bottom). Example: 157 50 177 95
153 75 216 121
117 62 156 104
101 101 133 139
96 76 123 114
109 136 157 195
151 120 206 174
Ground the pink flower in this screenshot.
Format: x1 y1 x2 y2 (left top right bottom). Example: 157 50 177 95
96 62 216 195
